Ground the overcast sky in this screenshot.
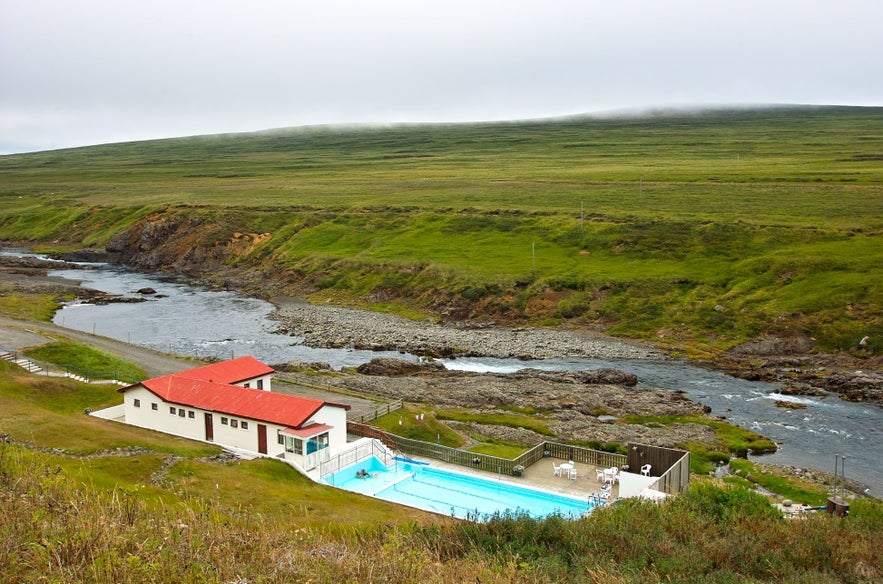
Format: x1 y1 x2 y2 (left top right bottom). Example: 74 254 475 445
1 0 881 154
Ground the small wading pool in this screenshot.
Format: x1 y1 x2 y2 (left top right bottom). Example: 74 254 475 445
323 456 599 520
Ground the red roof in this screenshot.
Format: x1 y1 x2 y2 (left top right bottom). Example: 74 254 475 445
176 356 274 385
280 423 333 438
120 357 348 428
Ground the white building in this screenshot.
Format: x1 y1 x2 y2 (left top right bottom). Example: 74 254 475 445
118 356 350 471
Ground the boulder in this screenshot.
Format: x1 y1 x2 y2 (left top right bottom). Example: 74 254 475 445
356 357 446 376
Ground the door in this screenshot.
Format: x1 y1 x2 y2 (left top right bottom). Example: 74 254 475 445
257 424 267 454
204 413 214 441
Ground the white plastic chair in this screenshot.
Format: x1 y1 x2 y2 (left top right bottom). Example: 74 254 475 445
552 462 562 477
569 467 578 480
641 464 652 476
596 468 605 482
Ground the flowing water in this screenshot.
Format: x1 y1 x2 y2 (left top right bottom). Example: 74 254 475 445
41 261 882 496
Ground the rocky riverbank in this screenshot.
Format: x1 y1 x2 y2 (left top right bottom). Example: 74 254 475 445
328 357 715 450
270 298 662 361
271 297 883 406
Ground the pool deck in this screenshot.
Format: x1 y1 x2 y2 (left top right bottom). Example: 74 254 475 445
406 455 621 503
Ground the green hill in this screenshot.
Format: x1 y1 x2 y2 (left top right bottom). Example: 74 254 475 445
1 105 881 356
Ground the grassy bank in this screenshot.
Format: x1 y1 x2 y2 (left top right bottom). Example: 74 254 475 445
23 339 147 382
1 106 881 355
2 358 882 582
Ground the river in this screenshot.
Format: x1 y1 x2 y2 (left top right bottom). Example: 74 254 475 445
46 262 881 496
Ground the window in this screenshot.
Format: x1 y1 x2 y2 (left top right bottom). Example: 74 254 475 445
178 409 185 417
257 379 264 390
188 411 195 419
241 421 248 430
221 417 228 425
231 419 239 428
133 399 140 407
244 382 250 388
170 407 176 415
151 403 158 411
278 432 284 445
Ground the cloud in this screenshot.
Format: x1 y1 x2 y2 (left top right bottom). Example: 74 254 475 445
1 0 881 153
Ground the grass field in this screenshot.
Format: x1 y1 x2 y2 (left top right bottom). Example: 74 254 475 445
2 359 881 582
1 105 881 354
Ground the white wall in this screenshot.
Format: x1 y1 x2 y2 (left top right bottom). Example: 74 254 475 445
618 472 661 499
123 386 205 442
235 373 273 391
122 385 349 458
306 404 349 452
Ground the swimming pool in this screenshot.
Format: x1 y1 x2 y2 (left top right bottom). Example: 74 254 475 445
323 456 599 520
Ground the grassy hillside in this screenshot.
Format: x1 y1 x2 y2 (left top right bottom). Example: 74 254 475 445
2 360 882 582
1 106 881 355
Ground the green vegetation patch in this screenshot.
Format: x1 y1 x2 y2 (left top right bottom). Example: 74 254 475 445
371 405 468 448
467 440 530 459
0 367 217 456
435 407 555 436
727 459 829 507
23 340 147 382
0 291 62 322
621 414 777 469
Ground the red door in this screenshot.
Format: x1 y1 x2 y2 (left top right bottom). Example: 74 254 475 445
204 413 214 441
257 424 267 454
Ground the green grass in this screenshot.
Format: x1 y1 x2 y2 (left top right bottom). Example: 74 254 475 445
370 405 469 447
621 414 778 472
467 441 530 459
23 339 147 382
435 407 555 436
1 106 882 354
0 290 61 321
726 459 830 507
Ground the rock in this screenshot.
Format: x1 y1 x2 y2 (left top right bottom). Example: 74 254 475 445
813 370 883 403
573 368 638 386
727 335 815 356
774 400 807 410
136 287 157 295
271 361 332 372
356 357 446 376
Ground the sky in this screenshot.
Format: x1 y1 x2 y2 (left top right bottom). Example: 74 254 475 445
1 0 881 154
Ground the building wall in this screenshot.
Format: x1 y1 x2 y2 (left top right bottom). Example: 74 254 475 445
123 386 206 442
122 385 347 459
235 373 273 391
308 404 349 452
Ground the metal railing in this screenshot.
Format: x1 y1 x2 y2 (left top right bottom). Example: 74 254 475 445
319 437 395 480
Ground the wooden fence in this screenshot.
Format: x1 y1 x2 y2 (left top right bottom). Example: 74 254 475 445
627 442 691 494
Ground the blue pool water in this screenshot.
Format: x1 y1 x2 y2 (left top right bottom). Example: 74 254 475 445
323 456 598 520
